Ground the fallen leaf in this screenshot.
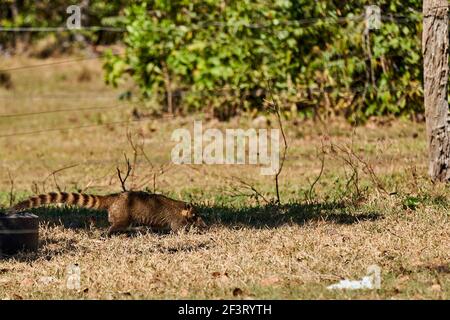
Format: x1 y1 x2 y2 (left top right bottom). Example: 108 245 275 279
39 276 57 285
397 275 410 283
12 294 23 300
430 284 441 292
179 289 189 297
393 286 403 293
232 288 243 297
20 278 34 287
261 276 280 286
0 279 10 286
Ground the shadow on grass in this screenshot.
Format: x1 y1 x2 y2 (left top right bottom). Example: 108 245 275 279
2 200 382 231
199 201 382 229
30 206 110 229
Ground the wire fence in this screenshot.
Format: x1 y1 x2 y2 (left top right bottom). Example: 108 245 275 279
1 7 449 32
0 51 124 72
0 16 365 33
0 82 424 139
0 114 177 139
0 83 423 118
0 9 442 35
0 26 126 32
0 102 137 118
0 93 122 100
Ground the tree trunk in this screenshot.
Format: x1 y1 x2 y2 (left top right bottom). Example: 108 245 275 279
423 0 450 182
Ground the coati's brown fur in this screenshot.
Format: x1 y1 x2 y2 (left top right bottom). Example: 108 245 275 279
7 191 206 235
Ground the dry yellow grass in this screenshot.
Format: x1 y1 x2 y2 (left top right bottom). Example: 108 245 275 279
0 56 449 299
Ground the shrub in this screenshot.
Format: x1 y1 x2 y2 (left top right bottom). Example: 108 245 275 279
99 0 422 121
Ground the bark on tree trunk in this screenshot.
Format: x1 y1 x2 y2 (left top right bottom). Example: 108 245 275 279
423 0 450 182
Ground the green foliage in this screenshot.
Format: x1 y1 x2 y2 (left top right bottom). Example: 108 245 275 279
0 0 132 49
103 0 424 121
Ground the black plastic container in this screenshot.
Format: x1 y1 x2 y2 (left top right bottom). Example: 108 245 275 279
0 212 39 256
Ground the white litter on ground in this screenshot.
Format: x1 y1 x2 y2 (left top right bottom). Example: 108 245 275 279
327 265 381 290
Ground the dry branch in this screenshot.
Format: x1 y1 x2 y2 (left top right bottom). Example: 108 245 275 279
7 170 15 207
117 154 132 192
42 164 79 192
307 143 326 203
266 81 288 205
231 176 271 204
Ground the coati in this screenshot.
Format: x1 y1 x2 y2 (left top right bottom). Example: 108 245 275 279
7 191 206 235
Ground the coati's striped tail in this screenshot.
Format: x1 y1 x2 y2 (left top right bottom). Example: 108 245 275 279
8 192 107 214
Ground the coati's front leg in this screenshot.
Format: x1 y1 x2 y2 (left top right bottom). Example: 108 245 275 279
106 207 131 236
170 220 189 233
106 221 130 236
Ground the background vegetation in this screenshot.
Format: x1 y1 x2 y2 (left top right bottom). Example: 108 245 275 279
0 0 134 51
1 0 424 121
103 0 423 121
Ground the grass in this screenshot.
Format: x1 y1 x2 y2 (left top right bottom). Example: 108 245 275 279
0 55 449 299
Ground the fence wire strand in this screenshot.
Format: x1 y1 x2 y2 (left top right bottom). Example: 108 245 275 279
0 10 441 35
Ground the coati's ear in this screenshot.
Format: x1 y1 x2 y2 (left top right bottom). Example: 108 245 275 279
181 209 190 217
182 203 195 217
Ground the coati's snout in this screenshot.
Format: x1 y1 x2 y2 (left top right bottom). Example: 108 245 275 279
191 215 207 229
181 204 207 230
